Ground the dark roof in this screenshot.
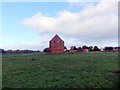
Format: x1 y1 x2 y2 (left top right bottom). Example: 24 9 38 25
50 34 63 41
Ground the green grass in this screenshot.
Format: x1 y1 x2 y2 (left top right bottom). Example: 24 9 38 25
2 52 119 88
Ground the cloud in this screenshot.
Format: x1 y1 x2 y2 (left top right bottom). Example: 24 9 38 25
21 1 118 48
22 2 117 37
0 41 48 50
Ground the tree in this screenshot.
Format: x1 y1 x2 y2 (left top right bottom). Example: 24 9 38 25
64 46 67 50
109 47 113 51
70 46 78 50
7 50 13 53
43 48 49 52
15 49 20 53
78 47 82 51
93 46 100 51
88 46 93 51
105 47 113 51
36 50 40 52
82 45 89 49
0 49 5 53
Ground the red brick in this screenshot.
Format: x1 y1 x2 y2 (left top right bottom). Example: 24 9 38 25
49 35 64 53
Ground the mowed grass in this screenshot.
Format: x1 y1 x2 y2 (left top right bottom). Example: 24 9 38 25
2 52 119 88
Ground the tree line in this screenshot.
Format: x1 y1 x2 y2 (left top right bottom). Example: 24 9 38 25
0 49 40 53
69 45 99 51
43 46 119 52
0 46 119 53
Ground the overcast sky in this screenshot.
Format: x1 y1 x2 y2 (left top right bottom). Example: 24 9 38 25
0 0 118 50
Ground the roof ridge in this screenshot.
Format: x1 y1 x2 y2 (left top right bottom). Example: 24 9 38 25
50 34 63 41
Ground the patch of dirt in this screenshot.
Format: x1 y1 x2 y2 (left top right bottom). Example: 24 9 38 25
12 71 24 75
47 68 53 71
31 65 41 69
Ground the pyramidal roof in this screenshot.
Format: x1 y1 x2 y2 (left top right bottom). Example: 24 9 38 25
50 34 63 41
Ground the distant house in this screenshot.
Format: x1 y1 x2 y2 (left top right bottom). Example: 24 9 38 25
66 50 77 52
49 34 64 53
82 49 89 52
100 49 104 52
113 47 120 52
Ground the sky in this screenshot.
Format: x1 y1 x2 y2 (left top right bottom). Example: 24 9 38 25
0 0 118 50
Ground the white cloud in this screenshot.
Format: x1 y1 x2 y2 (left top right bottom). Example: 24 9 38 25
22 2 117 36
0 41 48 50
21 1 118 49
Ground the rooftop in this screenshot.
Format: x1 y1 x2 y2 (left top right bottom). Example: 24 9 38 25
50 34 63 41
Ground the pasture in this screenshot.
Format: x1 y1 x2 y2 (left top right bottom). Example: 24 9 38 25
2 52 119 88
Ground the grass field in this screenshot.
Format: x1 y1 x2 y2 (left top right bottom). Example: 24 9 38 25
2 52 119 88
